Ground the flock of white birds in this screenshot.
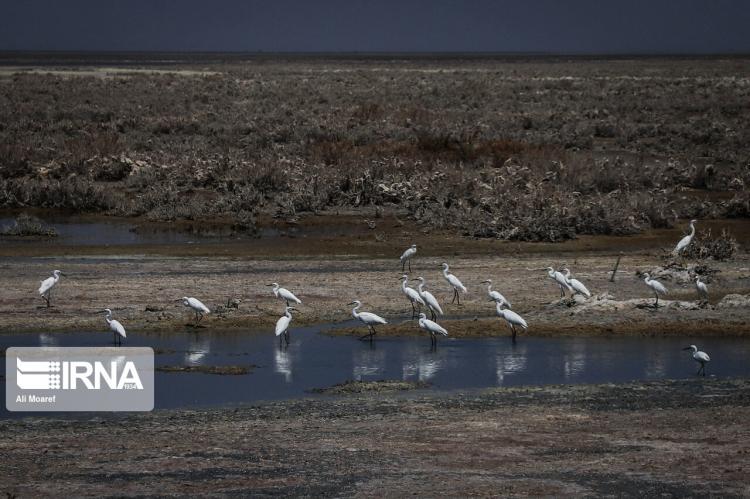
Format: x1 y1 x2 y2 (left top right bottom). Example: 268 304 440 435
35 219 712 374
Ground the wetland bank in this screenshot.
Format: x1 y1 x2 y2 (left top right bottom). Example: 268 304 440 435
2 55 750 497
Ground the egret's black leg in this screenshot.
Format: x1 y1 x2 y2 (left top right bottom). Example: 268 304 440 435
511 325 517 342
456 291 461 306
402 261 405 272
286 299 289 307
285 331 290 345
408 259 411 273
430 308 436 321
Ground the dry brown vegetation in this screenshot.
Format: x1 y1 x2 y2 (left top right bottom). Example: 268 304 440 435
1 58 749 241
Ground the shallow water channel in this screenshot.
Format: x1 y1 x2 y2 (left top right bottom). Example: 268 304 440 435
2 326 749 418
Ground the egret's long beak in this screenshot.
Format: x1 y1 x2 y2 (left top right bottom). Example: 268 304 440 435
682 347 692 351
290 308 300 313
266 284 274 286
410 278 420 282
347 301 356 305
481 280 490 284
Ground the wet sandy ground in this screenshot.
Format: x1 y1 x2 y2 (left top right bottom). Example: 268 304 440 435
0 244 748 336
1 378 749 497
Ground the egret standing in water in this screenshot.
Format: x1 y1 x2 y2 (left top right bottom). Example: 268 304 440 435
417 313 448 347
673 219 698 256
683 345 710 376
38 270 64 308
400 274 425 319
562 268 591 298
400 244 417 272
412 277 443 320
642 273 668 307
349 300 387 342
275 306 298 346
495 302 528 342
442 263 467 305
100 308 126 345
694 275 709 302
268 282 302 307
546 267 572 299
179 297 210 325
481 279 511 309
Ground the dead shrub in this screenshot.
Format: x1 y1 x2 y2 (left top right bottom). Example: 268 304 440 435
680 228 737 261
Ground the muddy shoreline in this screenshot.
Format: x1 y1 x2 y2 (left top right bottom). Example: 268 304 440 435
1 378 749 496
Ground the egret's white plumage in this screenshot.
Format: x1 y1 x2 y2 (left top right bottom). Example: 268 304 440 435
350 300 387 341
102 308 126 345
683 344 710 376
418 313 447 346
643 273 668 306
275 306 297 345
400 274 425 318
413 277 443 320
694 276 708 301
546 267 572 298
673 219 697 256
495 302 528 341
562 268 591 298
481 279 511 309
38 270 63 307
400 244 417 272
442 263 467 305
180 296 210 324
268 282 302 306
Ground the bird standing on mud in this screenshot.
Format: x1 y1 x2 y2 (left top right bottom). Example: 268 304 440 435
38 270 64 308
481 279 511 309
275 306 298 346
417 312 448 347
400 244 417 272
413 277 443 320
100 308 126 345
268 282 302 307
694 276 708 302
179 296 210 325
442 263 467 305
562 268 591 299
642 273 668 307
673 219 698 256
349 300 388 342
546 267 572 299
400 274 425 319
683 345 710 376
495 302 527 342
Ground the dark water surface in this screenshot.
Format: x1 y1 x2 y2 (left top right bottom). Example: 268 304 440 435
2 326 749 419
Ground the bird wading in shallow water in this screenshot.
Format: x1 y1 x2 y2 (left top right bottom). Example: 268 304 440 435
275 306 298 347
412 277 443 321
495 302 528 342
268 282 302 307
349 300 387 342
178 297 210 325
442 263 467 305
417 312 448 347
642 273 668 307
39 270 64 308
400 274 425 319
100 308 126 345
400 244 417 272
683 345 710 376
673 219 697 256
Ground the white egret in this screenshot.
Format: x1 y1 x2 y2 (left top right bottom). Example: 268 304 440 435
683 345 710 376
694 276 708 302
417 312 448 347
546 267 572 299
481 279 511 309
275 306 298 346
562 268 591 298
349 300 387 342
38 270 64 308
179 296 210 325
495 302 528 342
642 273 668 307
412 277 443 320
100 308 126 345
673 219 697 256
442 262 467 305
268 282 302 307
400 244 417 272
400 274 425 318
